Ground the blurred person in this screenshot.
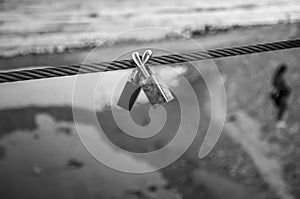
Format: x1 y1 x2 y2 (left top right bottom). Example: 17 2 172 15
270 63 291 128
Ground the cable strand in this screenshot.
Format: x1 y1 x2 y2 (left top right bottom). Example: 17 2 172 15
0 39 299 83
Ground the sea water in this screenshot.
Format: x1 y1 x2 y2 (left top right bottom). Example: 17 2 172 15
0 0 299 57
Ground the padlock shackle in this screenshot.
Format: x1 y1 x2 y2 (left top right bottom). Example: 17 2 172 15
132 52 151 78
142 50 152 64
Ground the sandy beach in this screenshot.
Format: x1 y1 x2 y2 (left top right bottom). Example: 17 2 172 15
0 22 300 199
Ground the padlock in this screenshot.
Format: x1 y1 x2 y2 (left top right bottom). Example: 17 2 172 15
117 68 141 111
132 50 174 107
117 51 152 111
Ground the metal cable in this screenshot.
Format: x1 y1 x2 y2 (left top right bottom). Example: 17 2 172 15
0 39 299 83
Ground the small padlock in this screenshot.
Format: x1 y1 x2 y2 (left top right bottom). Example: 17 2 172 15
117 52 152 111
117 68 141 111
132 50 174 107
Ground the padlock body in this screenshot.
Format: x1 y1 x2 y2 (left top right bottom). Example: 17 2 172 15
117 81 141 111
141 74 174 107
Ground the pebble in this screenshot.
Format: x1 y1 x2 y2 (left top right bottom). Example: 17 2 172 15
31 166 42 176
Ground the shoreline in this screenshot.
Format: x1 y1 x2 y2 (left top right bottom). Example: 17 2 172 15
0 22 299 71
0 21 298 60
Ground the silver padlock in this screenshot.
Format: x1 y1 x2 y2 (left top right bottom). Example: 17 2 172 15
117 52 151 111
132 50 174 107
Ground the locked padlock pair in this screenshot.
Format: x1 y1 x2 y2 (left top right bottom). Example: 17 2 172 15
117 50 174 111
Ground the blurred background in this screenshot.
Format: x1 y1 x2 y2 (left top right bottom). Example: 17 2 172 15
0 0 300 57
0 0 300 199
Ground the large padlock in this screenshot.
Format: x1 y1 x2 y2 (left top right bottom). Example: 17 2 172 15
132 50 174 107
117 51 151 111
